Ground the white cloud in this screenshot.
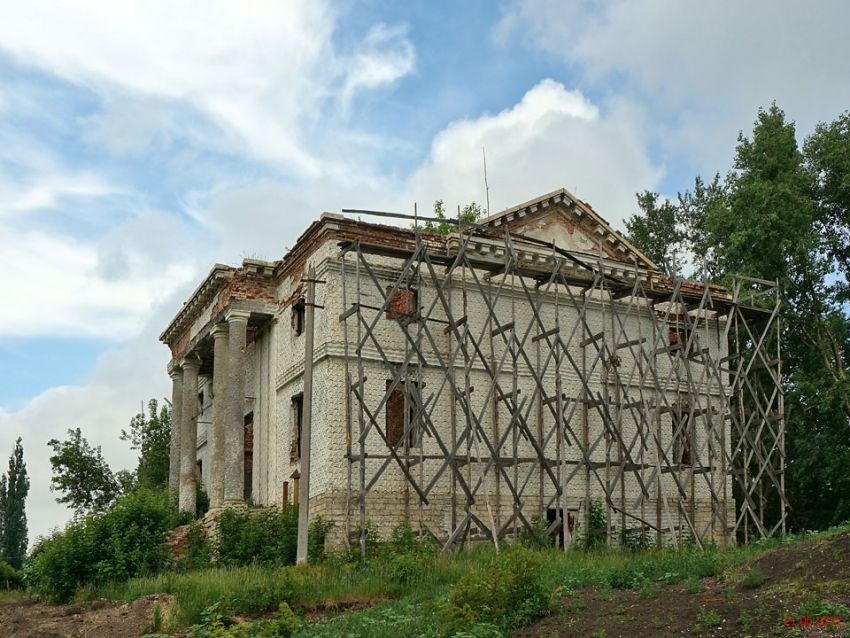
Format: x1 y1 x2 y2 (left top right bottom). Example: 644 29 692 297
495 0 850 174
405 79 661 226
340 24 416 108
0 1 415 174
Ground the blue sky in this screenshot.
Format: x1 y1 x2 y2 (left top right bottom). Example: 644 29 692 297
1 0 848 541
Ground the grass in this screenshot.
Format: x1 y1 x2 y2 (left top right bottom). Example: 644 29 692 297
76 521 850 636
88 542 758 632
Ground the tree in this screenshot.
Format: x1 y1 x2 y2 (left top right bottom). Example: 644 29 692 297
625 103 850 531
625 191 684 275
48 428 119 515
0 438 29 569
422 200 484 234
120 399 171 490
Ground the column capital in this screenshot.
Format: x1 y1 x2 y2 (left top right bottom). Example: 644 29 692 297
167 359 182 378
182 352 202 371
225 308 251 324
211 322 230 339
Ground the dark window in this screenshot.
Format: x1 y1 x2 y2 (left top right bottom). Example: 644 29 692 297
385 381 419 449
196 459 203 481
291 394 303 462
292 298 306 336
292 298 305 336
672 404 692 466
668 325 696 357
385 286 418 324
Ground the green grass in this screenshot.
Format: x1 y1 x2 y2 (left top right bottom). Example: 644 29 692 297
81 520 850 636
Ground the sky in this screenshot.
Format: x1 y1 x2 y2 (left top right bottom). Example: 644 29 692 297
0 0 848 544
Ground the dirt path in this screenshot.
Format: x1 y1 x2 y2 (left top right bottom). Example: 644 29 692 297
0 594 172 638
516 531 850 638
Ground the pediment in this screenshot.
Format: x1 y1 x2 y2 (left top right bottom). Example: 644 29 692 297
481 188 657 270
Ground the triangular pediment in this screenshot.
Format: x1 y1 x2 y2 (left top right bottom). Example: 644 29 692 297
481 188 657 270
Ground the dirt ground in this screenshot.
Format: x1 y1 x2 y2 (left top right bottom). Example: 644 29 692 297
516 531 850 638
0 594 172 638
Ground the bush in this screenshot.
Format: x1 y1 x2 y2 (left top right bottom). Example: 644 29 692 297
585 500 607 548
175 521 212 572
217 507 297 567
518 516 552 550
0 560 22 589
435 547 550 636
187 601 302 637
741 565 770 589
307 516 334 563
28 488 176 602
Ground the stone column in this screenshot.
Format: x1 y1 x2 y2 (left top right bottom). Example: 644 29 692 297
179 354 201 514
223 309 250 504
209 323 229 508
167 360 183 503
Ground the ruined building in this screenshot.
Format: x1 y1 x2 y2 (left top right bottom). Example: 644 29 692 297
160 188 787 551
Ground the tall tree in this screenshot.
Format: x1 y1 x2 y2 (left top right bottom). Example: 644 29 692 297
120 399 171 490
48 428 119 515
0 439 29 569
625 191 683 275
625 103 850 531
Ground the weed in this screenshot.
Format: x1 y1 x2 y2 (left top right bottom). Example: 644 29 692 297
685 576 702 594
639 581 661 599
741 566 770 589
738 608 754 632
696 606 721 627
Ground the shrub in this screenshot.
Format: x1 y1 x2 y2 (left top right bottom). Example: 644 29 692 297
435 547 550 636
217 507 298 567
585 500 607 548
175 521 212 572
741 565 770 589
307 516 334 563
0 560 22 589
518 516 552 550
27 487 175 602
187 601 301 637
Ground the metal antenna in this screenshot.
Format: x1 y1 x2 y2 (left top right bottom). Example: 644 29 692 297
482 147 491 215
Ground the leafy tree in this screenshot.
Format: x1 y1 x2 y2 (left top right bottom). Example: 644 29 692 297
48 428 119 515
423 200 484 234
120 399 171 490
0 438 29 569
625 191 684 275
626 103 850 531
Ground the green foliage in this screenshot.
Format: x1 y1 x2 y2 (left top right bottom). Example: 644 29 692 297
422 200 484 234
307 515 333 563
584 500 607 549
0 559 22 589
27 487 175 602
433 547 550 636
0 437 29 569
121 399 172 490
518 515 552 550
625 191 683 274
48 427 120 515
625 103 850 533
696 606 721 628
741 565 770 589
217 507 298 567
175 521 212 572
187 601 302 638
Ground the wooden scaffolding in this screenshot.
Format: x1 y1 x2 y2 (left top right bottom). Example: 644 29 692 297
337 223 787 553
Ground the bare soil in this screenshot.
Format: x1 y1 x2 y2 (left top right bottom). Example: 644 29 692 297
516 531 850 638
0 594 173 638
